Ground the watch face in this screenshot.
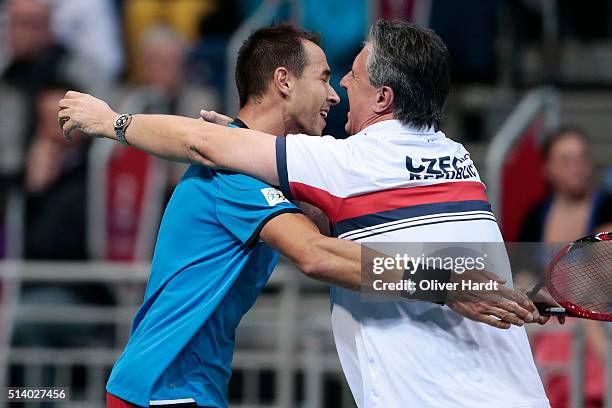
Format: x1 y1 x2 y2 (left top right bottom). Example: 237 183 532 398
115 114 128 128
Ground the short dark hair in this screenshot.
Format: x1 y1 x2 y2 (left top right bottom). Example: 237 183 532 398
235 24 321 108
542 126 589 162
366 20 450 129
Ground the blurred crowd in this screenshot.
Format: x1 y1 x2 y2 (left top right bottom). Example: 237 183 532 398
0 0 611 407
515 128 612 408
2 0 612 259
0 0 233 263
0 0 368 263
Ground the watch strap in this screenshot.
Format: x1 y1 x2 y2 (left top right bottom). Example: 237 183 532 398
114 113 133 145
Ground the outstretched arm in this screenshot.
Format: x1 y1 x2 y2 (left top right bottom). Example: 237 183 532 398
58 92 549 329
260 212 546 329
261 212 362 289
58 91 281 185
262 211 449 295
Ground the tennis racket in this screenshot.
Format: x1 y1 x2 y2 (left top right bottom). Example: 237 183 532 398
527 232 612 321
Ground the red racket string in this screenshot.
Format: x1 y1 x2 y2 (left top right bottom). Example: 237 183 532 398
546 240 612 320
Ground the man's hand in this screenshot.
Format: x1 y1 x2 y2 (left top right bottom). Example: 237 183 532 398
58 91 117 141
445 269 540 329
58 94 279 182
200 109 233 126
447 269 529 304
526 286 566 325
447 300 532 329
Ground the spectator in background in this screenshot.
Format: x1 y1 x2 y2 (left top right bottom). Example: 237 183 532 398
123 0 216 79
47 0 124 83
24 83 90 260
120 24 219 120
519 127 612 242
10 82 115 360
118 24 219 189
0 0 67 260
1 0 65 94
0 83 27 238
0 0 61 195
519 127 610 408
10 82 114 363
0 0 111 192
1 0 109 96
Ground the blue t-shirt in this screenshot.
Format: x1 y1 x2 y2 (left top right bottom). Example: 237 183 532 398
106 161 299 407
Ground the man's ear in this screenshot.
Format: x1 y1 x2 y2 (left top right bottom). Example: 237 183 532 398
373 85 394 114
273 67 291 98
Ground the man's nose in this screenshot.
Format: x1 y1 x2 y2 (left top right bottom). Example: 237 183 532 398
339 73 349 89
328 86 340 106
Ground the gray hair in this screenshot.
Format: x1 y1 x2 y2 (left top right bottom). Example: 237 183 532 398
365 20 450 130
139 24 188 55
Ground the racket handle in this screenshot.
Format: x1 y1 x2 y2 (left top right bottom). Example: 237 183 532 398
527 276 546 300
539 306 567 316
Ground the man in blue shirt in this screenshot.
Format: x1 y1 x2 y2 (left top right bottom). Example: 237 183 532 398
105 122 304 408
66 25 365 408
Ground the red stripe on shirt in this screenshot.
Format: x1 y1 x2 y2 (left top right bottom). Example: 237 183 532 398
106 393 144 408
289 181 488 223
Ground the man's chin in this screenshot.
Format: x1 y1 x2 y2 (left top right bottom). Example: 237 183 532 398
310 123 325 136
300 127 324 136
344 122 352 134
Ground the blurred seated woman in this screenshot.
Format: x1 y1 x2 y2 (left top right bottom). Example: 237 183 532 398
518 127 611 408
519 127 612 242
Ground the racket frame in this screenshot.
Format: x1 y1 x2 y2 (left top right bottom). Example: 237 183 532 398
530 232 612 321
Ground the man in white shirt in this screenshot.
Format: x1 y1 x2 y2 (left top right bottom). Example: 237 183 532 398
60 20 552 407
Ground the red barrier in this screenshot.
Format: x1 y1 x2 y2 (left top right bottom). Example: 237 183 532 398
500 120 548 241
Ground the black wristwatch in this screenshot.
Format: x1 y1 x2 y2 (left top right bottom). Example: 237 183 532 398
114 113 133 145
400 262 451 305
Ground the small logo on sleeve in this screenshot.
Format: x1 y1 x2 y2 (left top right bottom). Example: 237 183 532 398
260 188 289 206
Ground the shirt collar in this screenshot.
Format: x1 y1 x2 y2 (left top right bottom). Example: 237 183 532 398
230 118 250 129
358 119 437 137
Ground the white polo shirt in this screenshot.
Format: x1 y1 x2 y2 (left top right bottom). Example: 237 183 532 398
276 120 550 408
